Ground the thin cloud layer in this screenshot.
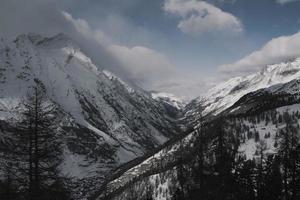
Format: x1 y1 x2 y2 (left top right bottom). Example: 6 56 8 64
108 45 175 86
63 12 177 91
163 0 243 36
0 0 182 96
2 0 299 99
277 0 300 4
219 31 300 74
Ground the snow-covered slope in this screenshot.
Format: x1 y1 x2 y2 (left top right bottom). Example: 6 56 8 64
151 92 185 110
96 61 300 200
97 99 300 200
0 33 181 197
186 58 300 119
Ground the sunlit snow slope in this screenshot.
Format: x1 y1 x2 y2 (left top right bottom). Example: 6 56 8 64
186 58 300 119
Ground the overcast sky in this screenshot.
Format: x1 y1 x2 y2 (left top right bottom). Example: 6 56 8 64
1 0 300 99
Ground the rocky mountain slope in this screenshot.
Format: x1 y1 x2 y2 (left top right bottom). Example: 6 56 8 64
184 58 300 124
0 33 182 198
96 59 300 200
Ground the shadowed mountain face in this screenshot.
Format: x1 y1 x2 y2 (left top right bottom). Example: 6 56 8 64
0 33 182 198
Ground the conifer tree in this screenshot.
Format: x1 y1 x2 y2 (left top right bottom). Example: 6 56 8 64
263 155 282 200
255 141 267 200
234 157 256 200
14 79 68 200
278 113 298 200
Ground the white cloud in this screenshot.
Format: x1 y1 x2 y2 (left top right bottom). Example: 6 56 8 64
62 12 210 99
219 31 300 74
163 0 243 36
277 0 300 4
108 45 175 86
0 0 214 98
63 12 178 91
62 11 112 46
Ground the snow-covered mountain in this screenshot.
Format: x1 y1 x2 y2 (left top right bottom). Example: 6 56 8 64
96 103 300 200
3 32 300 200
151 92 186 110
95 59 300 200
0 33 182 197
185 58 300 120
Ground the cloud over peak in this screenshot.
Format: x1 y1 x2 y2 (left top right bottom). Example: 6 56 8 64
163 0 243 36
219 31 300 74
62 11 178 90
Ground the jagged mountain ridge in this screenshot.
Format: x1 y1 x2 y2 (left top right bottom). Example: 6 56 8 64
0 33 182 197
184 58 300 124
151 92 186 110
223 79 300 116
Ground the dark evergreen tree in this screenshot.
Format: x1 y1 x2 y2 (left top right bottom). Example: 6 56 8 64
256 141 267 200
176 138 188 199
13 79 70 200
255 130 260 142
0 162 20 200
263 155 282 200
278 113 299 200
233 157 256 200
213 118 236 200
289 130 300 200
195 114 205 197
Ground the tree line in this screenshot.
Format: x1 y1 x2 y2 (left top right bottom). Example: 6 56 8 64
172 114 300 200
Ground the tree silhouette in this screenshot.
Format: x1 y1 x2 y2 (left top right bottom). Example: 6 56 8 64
13 79 69 199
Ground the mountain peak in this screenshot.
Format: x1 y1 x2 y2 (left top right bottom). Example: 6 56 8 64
35 33 79 50
260 57 300 76
12 33 77 50
47 32 74 44
14 33 41 45
151 91 186 110
187 57 300 117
